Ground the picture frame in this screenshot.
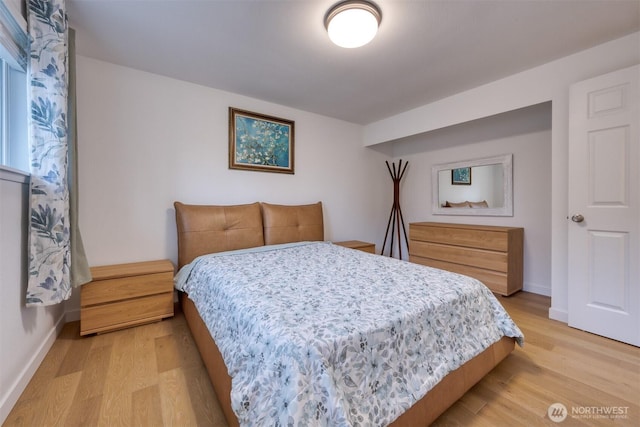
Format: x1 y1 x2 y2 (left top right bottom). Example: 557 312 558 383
229 107 295 174
451 167 471 185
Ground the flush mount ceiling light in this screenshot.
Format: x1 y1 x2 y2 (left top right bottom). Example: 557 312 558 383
325 0 382 48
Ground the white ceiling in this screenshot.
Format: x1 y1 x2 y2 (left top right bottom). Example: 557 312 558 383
68 0 640 125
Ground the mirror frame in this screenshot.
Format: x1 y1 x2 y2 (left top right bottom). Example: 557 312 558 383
432 153 513 217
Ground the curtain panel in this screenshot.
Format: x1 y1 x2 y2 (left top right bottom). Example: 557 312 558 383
26 0 72 306
67 27 92 288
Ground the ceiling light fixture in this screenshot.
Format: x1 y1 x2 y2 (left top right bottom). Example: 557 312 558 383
325 1 382 49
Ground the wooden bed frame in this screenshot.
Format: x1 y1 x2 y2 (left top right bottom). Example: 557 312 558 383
174 201 516 426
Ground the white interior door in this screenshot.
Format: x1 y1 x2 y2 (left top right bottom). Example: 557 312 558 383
568 65 639 347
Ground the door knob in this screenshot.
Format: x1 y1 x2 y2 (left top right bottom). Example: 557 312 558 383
571 214 585 223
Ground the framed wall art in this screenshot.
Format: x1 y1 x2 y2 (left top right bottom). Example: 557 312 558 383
229 107 295 174
451 167 471 185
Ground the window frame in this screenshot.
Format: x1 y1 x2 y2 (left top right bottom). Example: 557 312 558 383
0 0 29 174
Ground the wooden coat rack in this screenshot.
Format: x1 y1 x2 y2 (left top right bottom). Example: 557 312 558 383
382 159 409 258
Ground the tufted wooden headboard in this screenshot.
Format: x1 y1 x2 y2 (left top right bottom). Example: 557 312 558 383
174 201 324 269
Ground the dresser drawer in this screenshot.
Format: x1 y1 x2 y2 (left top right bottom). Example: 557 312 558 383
410 241 509 273
81 271 173 307
81 292 174 335
411 256 509 294
410 224 510 252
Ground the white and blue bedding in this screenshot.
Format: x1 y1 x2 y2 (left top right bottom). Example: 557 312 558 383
175 241 523 426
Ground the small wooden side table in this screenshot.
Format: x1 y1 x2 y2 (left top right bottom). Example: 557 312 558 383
334 240 376 254
80 259 175 335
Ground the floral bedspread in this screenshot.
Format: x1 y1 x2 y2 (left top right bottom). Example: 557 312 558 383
175 242 523 426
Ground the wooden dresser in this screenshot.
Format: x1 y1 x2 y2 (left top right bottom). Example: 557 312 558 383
409 222 523 296
80 259 175 335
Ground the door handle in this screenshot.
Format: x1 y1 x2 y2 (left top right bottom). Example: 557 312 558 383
571 214 585 223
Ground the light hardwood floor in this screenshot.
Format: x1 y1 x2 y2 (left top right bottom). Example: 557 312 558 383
4 292 639 426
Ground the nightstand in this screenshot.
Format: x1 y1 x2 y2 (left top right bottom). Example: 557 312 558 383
334 240 376 254
80 259 175 335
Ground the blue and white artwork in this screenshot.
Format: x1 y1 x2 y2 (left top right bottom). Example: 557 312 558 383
452 167 471 185
230 108 294 174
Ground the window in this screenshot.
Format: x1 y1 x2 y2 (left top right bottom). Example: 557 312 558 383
1 57 28 171
0 0 28 173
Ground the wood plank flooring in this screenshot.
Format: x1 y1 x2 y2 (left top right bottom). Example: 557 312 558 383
4 292 639 426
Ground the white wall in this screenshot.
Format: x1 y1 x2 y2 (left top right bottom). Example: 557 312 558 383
0 170 66 423
390 103 552 296
69 55 391 314
364 32 640 321
0 5 53 420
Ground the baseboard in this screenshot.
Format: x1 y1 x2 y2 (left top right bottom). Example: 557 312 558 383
0 310 67 425
523 281 551 297
65 307 80 322
549 306 568 323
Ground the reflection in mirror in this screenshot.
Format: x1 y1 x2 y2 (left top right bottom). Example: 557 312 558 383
432 154 513 216
438 164 504 208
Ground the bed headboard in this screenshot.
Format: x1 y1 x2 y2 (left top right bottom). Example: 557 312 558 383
174 202 265 268
261 202 324 245
174 201 324 268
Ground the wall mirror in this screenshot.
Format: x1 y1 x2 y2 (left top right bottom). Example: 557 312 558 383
432 153 513 216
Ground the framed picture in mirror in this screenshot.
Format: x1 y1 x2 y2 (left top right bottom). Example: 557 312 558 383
451 167 471 185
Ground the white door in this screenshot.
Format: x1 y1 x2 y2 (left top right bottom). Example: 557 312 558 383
568 65 639 347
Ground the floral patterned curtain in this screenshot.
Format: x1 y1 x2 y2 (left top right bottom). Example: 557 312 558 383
26 0 72 306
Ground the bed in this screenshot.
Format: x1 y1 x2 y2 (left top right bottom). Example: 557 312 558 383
173 201 523 426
